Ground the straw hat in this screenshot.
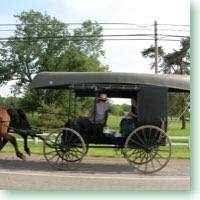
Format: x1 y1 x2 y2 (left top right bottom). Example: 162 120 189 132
98 93 108 101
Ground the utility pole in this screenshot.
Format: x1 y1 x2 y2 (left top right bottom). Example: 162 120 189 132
154 21 158 74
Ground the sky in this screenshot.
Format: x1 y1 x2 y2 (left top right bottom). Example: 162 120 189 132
0 0 190 98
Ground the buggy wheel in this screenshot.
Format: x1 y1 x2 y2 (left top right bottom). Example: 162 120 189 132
124 125 171 174
43 128 86 170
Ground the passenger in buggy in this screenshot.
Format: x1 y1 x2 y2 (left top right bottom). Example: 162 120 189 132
120 97 137 137
76 93 113 134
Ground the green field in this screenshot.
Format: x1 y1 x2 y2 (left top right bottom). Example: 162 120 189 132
1 115 190 158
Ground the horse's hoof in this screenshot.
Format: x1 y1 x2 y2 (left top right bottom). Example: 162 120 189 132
21 155 26 160
26 149 31 156
17 153 26 160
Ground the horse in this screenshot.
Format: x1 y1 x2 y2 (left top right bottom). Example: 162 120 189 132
0 106 32 160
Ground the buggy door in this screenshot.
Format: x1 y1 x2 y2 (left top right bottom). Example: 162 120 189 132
137 86 168 131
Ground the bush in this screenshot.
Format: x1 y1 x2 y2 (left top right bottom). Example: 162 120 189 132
36 102 65 130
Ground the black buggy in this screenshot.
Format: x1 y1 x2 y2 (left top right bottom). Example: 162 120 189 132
30 72 190 174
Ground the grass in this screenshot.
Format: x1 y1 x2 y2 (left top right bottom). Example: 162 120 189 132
1 115 190 158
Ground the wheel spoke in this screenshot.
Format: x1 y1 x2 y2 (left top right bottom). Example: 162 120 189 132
149 130 159 146
47 153 58 161
43 128 86 170
156 152 169 160
134 132 146 146
128 138 146 148
124 125 171 174
46 149 57 155
142 128 148 144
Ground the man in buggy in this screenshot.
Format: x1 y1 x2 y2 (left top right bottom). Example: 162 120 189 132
76 93 113 134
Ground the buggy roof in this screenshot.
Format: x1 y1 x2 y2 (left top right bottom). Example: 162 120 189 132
29 72 190 95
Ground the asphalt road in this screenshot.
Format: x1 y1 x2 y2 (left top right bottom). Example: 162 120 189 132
0 153 190 190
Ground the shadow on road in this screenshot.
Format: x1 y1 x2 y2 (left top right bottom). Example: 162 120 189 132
0 157 134 174
0 154 190 176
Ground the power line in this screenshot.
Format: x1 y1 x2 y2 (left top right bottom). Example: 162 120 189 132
0 33 189 41
158 23 190 27
0 22 154 27
0 36 189 44
0 38 183 42
0 27 190 32
159 28 190 32
0 38 156 42
0 23 189 27
0 22 190 36
0 22 190 29
0 22 190 44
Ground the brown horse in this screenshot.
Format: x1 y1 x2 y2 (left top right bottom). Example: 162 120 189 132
0 106 31 160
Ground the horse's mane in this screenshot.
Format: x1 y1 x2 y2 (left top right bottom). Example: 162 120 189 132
6 106 20 128
16 108 31 129
6 106 31 130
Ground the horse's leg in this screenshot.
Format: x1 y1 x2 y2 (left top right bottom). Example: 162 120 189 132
0 136 3 147
3 133 26 160
21 134 31 156
0 122 8 151
15 131 31 156
0 108 25 160
0 137 8 150
9 130 30 156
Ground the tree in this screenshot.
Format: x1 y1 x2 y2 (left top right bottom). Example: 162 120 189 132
0 96 20 107
162 38 190 129
162 38 190 75
0 10 108 93
141 37 190 74
141 38 190 129
0 10 108 113
141 45 165 71
37 102 65 130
